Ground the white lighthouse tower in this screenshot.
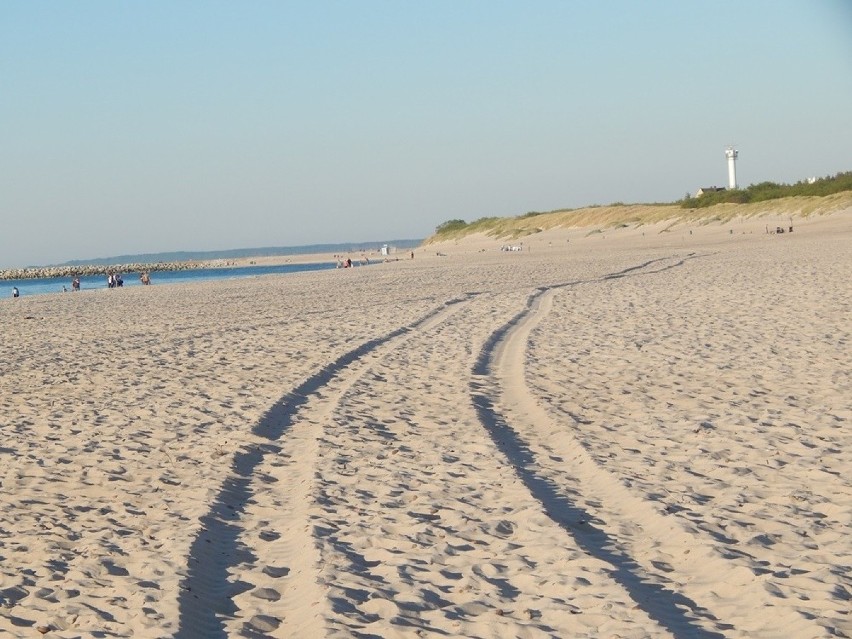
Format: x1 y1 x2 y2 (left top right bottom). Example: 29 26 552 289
725 146 739 190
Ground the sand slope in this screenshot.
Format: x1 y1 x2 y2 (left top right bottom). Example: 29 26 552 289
1 210 850 637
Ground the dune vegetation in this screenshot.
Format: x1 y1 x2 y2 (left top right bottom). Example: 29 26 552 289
426 172 852 244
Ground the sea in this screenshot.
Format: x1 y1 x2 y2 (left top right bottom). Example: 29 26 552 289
5 261 352 298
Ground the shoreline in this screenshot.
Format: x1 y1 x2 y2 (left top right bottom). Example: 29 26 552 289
0 248 395 283
0 253 336 282
0 244 415 282
5 199 850 281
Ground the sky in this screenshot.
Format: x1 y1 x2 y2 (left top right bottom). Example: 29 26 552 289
2 1 851 268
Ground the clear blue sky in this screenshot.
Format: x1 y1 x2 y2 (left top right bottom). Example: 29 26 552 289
2 1 850 267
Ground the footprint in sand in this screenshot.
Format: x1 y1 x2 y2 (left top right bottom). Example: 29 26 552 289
246 614 280 632
250 587 281 602
261 565 290 578
493 519 515 537
258 529 280 542
360 596 399 618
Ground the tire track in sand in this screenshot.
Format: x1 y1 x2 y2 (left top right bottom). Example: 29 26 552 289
301 287 676 637
175 295 476 638
470 254 824 638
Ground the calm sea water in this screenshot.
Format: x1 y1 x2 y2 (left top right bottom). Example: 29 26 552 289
4 261 350 298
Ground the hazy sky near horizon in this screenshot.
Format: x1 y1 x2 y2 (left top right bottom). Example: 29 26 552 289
2 1 851 268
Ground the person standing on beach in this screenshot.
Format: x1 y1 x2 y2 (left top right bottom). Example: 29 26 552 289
12 287 19 298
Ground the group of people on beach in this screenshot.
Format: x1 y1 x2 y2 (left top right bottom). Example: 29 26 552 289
9 272 152 298
106 272 151 287
105 272 152 287
335 254 374 269
10 269 156 297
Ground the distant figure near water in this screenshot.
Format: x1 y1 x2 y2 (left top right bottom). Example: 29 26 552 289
12 287 19 298
140 272 151 285
72 277 80 292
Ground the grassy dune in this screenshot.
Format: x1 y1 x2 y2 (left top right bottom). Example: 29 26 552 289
424 191 852 244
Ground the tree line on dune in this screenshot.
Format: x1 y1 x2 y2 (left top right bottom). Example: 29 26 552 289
431 170 852 240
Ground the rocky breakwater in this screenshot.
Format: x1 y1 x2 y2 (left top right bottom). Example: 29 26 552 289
0 260 218 281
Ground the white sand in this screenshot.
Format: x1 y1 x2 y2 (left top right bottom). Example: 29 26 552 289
1 210 850 638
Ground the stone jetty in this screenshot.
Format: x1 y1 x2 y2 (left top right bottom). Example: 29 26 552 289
0 260 230 281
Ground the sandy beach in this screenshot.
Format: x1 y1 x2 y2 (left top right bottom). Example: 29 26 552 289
1 210 850 638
